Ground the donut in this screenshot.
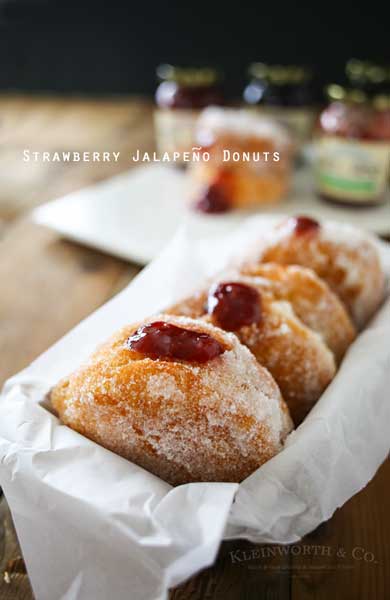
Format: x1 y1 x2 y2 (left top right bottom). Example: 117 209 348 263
239 263 356 363
168 277 336 425
244 215 385 328
51 315 292 485
190 107 292 212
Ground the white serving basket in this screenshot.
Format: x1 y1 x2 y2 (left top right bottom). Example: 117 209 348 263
1 216 390 600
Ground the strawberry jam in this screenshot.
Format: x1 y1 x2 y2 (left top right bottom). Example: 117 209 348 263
207 282 262 331
194 169 233 214
126 321 225 363
288 215 320 235
195 181 231 213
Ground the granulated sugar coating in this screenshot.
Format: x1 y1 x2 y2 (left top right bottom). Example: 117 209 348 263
239 264 356 363
168 278 336 426
51 315 293 486
245 218 385 329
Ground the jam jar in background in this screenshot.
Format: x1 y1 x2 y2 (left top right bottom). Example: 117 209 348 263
314 84 390 207
243 63 318 151
154 64 224 161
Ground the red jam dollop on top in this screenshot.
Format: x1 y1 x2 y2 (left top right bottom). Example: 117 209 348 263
288 215 320 236
207 282 262 331
194 169 232 214
127 321 225 363
194 181 230 214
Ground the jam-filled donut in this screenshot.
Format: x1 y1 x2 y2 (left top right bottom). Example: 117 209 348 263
190 107 292 213
244 216 385 328
168 278 336 425
51 315 292 485
239 263 356 363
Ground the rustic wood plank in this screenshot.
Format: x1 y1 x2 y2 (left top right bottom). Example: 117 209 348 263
290 458 390 600
170 539 291 600
0 94 155 223
0 497 33 600
0 220 140 386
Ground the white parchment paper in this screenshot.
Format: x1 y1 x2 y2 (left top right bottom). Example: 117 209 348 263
1 215 389 600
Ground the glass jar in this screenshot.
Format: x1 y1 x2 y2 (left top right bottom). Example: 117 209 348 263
243 63 317 149
314 85 390 206
154 64 224 160
368 94 390 140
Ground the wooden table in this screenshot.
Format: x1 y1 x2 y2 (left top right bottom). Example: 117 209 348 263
0 95 389 600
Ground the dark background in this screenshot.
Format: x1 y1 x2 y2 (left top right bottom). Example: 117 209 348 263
0 0 389 98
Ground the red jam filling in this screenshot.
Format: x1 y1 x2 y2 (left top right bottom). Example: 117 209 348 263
207 282 262 331
288 215 320 236
126 321 225 363
194 181 231 214
194 169 233 214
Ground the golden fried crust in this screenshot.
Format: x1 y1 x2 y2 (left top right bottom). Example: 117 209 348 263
190 133 292 207
250 223 385 329
51 315 293 485
191 162 289 207
240 263 356 363
167 278 336 426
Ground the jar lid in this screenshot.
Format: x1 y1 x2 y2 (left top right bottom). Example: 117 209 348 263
346 59 388 85
366 65 388 84
346 59 369 83
156 64 221 87
326 83 367 104
248 63 311 84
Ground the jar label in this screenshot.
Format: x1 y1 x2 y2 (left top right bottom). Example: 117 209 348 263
154 108 200 159
315 135 390 203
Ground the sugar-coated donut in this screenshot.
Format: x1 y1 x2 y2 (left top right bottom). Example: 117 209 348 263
245 216 385 328
239 263 356 363
191 107 292 212
168 277 336 425
51 315 292 485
